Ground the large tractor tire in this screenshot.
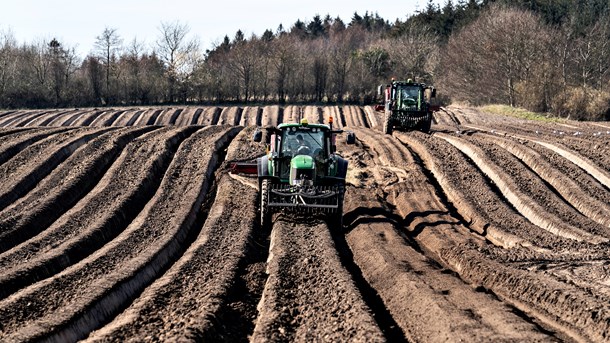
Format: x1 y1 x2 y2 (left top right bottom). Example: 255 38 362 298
420 114 432 133
383 112 393 135
260 179 271 228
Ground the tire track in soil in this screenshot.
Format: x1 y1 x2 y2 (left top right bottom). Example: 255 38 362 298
437 133 609 243
480 132 610 227
0 125 240 343
85 125 263 342
342 132 557 342
0 127 158 289
251 218 385 342
395 131 610 342
0 127 114 213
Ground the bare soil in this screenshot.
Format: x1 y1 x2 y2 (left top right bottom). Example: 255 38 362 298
0 105 608 342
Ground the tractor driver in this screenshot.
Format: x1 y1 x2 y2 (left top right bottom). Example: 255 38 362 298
295 134 311 155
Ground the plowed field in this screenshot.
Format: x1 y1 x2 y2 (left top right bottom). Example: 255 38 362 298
0 105 609 342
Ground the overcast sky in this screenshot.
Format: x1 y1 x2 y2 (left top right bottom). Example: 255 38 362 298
0 0 436 57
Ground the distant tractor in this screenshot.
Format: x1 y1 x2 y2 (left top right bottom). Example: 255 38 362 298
377 79 439 134
251 118 354 228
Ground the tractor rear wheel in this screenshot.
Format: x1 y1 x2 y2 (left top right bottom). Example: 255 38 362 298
420 114 432 133
260 179 271 228
383 112 393 135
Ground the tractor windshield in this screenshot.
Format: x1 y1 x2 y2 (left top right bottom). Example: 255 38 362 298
397 85 420 110
281 128 325 157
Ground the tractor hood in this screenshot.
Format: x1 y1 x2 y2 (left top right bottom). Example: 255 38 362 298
290 155 314 170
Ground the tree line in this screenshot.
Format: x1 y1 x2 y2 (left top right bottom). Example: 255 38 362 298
0 0 608 120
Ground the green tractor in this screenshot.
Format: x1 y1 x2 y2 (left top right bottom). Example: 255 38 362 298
252 118 355 228
378 79 439 134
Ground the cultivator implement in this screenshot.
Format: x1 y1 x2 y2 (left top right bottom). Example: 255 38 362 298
267 184 343 212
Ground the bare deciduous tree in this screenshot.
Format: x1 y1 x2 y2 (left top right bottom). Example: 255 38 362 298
95 27 122 105
156 21 200 103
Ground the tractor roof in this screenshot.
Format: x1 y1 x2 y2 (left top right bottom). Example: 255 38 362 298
277 120 330 131
393 80 428 87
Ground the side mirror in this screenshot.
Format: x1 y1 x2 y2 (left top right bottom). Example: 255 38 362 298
431 89 437 98
346 132 356 144
377 85 383 96
253 129 262 142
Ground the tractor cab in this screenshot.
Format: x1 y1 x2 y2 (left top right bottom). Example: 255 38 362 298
251 117 355 228
378 79 438 134
263 119 337 183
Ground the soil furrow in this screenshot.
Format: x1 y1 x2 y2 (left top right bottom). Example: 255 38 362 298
30 110 76 127
303 105 323 124
482 133 610 227
322 105 343 129
365 106 382 128
0 127 191 291
261 105 281 126
97 110 127 127
85 172 258 342
462 123 610 190
239 106 261 126
217 106 242 126
0 126 158 274
283 105 301 123
46 110 86 127
61 110 97 126
251 218 385 342
145 109 163 125
0 127 73 166
85 126 262 342
0 127 114 212
0 126 240 342
196 106 221 125
0 127 31 138
436 133 609 243
7 110 50 127
343 185 556 342
70 110 108 126
393 131 537 250
120 110 144 126
382 135 610 342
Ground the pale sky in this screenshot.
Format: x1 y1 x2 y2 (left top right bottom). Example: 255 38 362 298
0 0 437 57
